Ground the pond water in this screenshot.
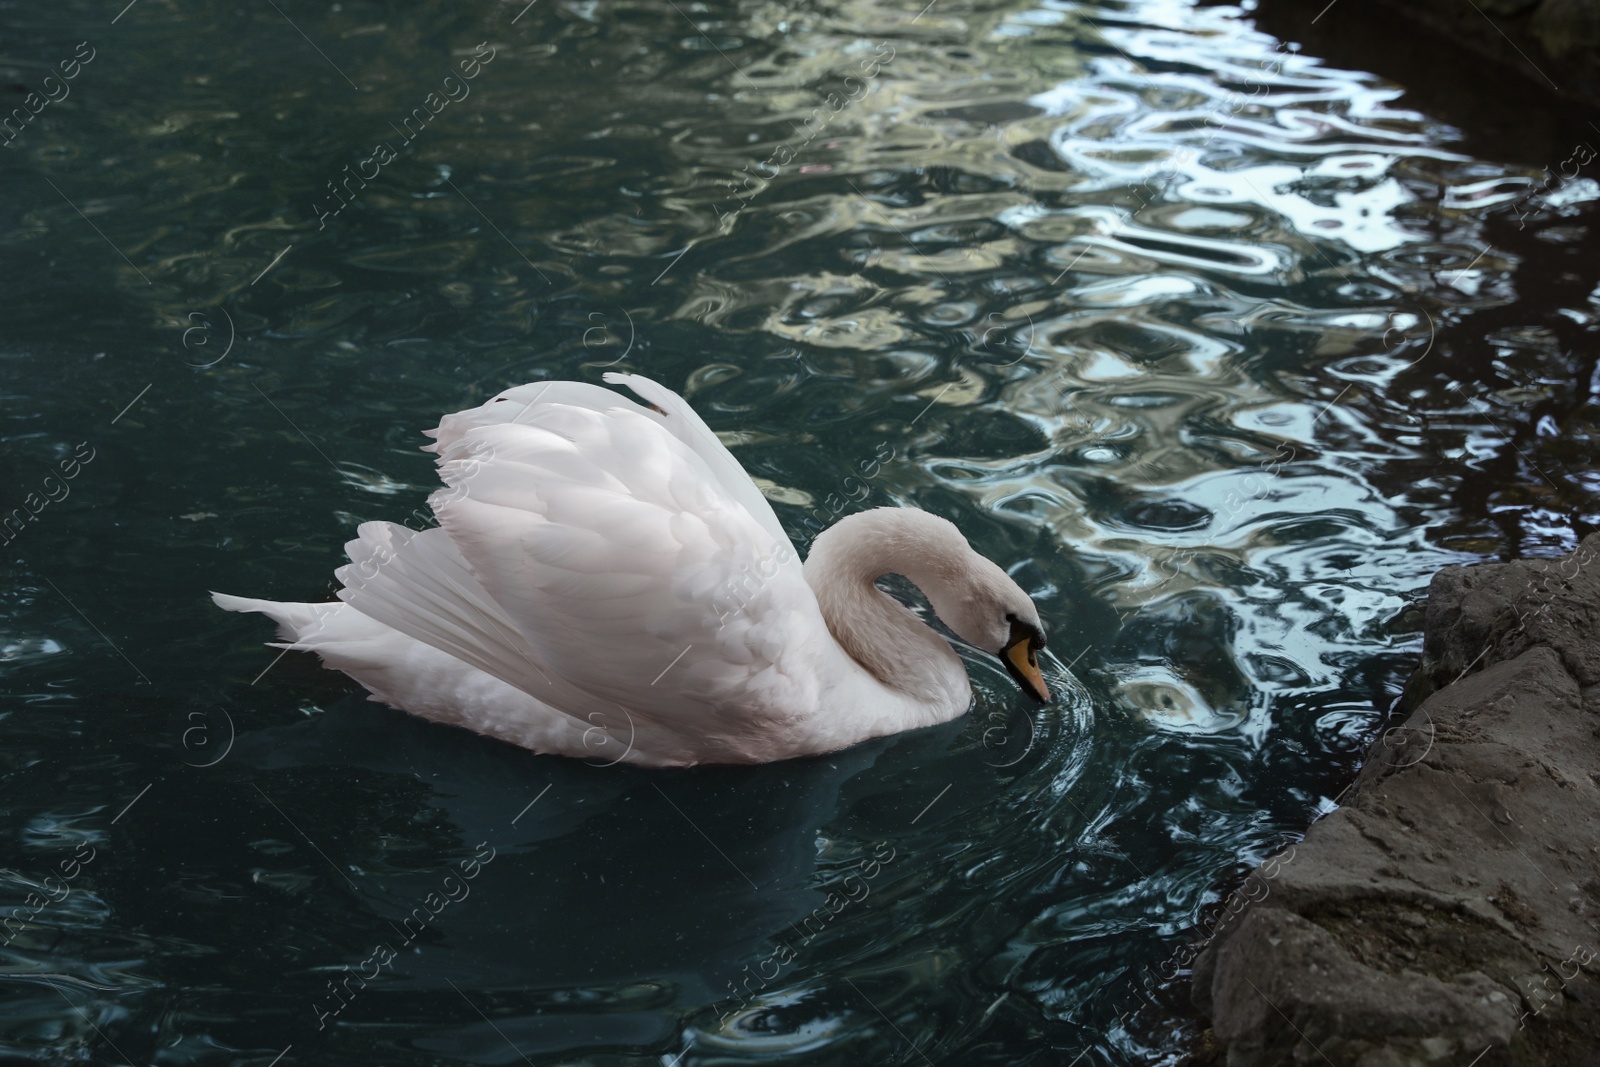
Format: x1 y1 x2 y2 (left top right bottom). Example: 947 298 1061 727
2 0 1596 1063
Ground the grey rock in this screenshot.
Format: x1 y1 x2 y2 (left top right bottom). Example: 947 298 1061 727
1191 534 1600 1065
1412 533 1600 697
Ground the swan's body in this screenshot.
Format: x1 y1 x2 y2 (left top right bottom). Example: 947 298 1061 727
214 374 1048 767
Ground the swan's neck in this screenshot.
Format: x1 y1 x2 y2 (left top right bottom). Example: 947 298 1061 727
802 508 972 709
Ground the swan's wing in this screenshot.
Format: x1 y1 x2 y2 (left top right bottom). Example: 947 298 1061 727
333 522 598 711
423 374 791 549
427 395 825 753
599 372 790 548
423 380 624 456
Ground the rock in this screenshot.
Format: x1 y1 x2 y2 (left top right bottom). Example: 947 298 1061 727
1191 534 1600 1065
1408 534 1600 703
1255 0 1600 108
1196 908 1516 1066
1532 0 1600 62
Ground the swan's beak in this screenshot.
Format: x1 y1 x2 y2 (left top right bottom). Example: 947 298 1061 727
1000 624 1050 703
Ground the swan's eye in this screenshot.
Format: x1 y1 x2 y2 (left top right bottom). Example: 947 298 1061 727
1004 614 1045 658
1005 612 1044 651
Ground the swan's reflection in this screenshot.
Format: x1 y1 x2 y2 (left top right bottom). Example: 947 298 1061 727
230 693 903 1054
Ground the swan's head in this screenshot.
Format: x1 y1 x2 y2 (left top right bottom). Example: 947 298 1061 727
930 553 1051 704
806 507 1051 703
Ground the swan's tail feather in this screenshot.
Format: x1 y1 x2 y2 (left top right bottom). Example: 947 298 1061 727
210 592 342 647
211 584 627 759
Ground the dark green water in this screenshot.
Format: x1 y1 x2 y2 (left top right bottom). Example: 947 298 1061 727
3 0 1596 1063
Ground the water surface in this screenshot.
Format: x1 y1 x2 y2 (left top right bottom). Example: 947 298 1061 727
2 0 1597 1063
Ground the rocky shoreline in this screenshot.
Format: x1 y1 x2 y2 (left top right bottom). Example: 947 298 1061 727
1188 533 1600 1065
1253 0 1600 109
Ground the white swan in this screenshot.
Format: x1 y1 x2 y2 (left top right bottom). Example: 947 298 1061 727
213 374 1049 767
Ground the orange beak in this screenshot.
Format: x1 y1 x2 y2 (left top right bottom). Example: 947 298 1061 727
1000 623 1049 703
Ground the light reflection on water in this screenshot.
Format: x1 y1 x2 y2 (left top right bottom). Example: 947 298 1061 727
1 0 1595 1063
